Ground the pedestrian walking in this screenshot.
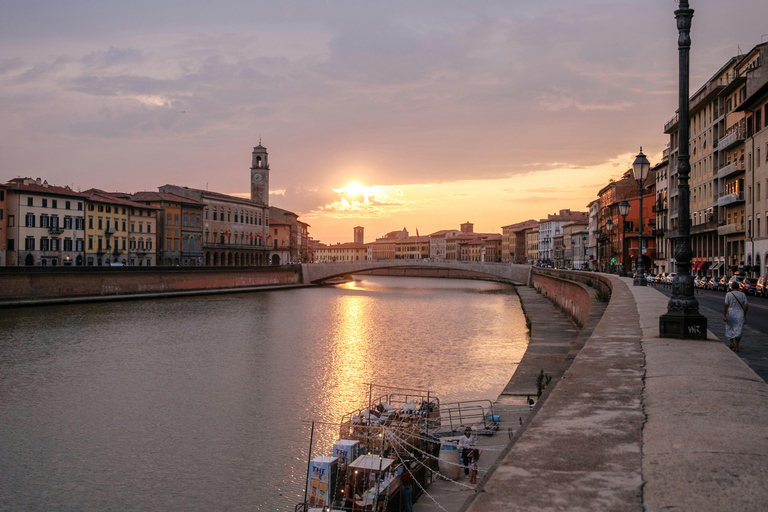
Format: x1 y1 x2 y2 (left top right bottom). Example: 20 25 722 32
724 280 748 352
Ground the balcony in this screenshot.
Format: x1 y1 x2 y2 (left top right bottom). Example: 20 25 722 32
664 113 679 134
105 227 117 236
652 228 665 237
716 161 745 180
717 128 745 151
204 242 269 250
690 220 718 234
48 226 65 234
717 190 745 207
717 222 745 236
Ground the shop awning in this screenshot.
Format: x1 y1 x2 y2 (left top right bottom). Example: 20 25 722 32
711 262 722 271
349 454 394 472
692 262 701 270
700 261 709 270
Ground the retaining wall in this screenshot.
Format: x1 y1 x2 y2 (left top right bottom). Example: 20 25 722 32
0 266 302 302
530 269 612 327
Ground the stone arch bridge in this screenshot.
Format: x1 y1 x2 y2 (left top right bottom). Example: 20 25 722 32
300 260 532 286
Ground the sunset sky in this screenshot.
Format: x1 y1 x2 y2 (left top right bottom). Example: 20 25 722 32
2 0 767 243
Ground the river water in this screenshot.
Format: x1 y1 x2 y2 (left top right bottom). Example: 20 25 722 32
0 276 528 511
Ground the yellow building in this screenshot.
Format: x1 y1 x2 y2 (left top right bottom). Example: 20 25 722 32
82 189 135 266
394 237 429 259
313 242 368 262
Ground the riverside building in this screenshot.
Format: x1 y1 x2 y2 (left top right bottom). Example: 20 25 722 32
125 191 200 267
662 43 768 278
160 144 295 266
537 209 588 267
4 178 86 266
313 242 368 262
501 220 538 264
82 189 144 266
0 183 7 266
740 44 768 278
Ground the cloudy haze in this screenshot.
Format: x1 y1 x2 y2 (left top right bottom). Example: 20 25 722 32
2 0 767 242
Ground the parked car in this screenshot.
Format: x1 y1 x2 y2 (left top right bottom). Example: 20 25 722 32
707 277 718 290
717 275 728 291
647 274 656 284
757 276 766 298
740 277 757 295
693 276 701 288
656 273 666 284
665 273 676 284
698 277 709 289
728 275 744 292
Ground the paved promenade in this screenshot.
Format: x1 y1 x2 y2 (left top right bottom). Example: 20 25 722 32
417 274 768 512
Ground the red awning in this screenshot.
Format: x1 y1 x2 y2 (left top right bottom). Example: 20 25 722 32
692 262 701 270
700 261 709 270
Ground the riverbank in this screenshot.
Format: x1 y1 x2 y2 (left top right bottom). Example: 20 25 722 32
415 273 607 512
0 266 307 307
462 274 768 512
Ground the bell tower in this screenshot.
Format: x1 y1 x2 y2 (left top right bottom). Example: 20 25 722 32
250 143 270 205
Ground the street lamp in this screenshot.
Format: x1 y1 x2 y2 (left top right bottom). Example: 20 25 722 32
606 219 614 272
571 239 576 269
582 236 587 270
619 200 630 277
632 149 649 286
659 0 707 338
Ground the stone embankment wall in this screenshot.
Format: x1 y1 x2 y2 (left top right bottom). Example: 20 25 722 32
0 266 302 302
530 269 612 327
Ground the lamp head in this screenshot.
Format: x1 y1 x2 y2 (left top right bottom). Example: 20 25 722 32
633 148 650 185
606 219 614 232
619 200 631 217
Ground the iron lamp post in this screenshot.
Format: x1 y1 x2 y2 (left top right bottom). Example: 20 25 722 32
619 200 630 277
606 219 614 273
632 150 649 286
659 0 707 338
571 239 576 269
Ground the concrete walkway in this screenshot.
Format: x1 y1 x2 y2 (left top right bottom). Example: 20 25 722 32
633 279 768 511
420 275 768 511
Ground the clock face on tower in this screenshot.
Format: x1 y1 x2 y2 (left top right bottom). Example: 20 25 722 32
252 173 263 183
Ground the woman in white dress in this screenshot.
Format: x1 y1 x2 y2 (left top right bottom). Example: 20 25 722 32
723 280 748 352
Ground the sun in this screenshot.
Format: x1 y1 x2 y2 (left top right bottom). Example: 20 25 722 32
344 181 367 199
335 181 376 202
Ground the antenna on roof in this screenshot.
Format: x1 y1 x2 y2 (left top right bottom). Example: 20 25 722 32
259 134 262 145
737 44 743 56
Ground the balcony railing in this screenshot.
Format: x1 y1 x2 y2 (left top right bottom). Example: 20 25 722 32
717 222 746 236
652 228 665 237
204 242 270 250
716 161 745 180
717 190 745 207
717 128 746 151
690 220 718 234
664 113 679 134
105 227 117 236
48 226 65 234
